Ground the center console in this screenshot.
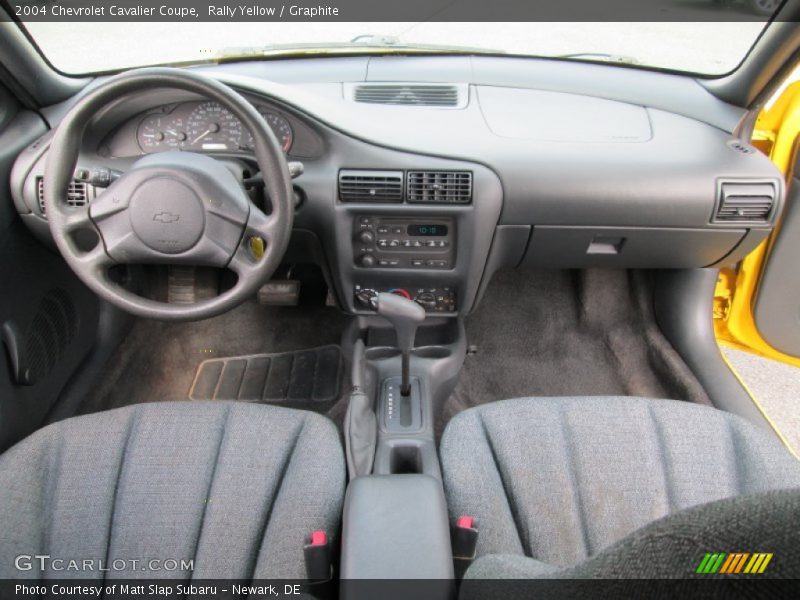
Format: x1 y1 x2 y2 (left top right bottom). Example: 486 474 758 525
339 312 464 597
323 151 503 597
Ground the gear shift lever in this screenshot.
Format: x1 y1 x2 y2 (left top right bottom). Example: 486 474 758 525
375 292 425 396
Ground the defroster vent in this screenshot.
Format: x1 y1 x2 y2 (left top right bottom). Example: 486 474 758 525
339 170 404 203
407 171 472 204
352 84 464 107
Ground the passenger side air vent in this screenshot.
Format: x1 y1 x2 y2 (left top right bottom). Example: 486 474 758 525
407 171 473 204
37 177 91 215
714 181 776 224
350 84 466 108
339 170 404 203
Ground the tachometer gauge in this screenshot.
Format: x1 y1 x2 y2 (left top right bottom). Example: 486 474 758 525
242 107 294 153
260 109 293 153
137 114 188 152
186 102 244 151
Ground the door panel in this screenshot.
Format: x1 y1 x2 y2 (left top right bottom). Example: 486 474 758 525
716 79 800 365
0 83 100 451
754 147 800 356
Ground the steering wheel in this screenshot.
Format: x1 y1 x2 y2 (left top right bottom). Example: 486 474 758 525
43 68 294 321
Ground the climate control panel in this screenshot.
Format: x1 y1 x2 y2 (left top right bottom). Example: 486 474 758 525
353 215 455 270
354 285 456 313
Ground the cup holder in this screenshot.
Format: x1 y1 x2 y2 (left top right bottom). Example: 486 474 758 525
365 347 401 361
413 346 451 359
364 346 451 361
389 445 424 474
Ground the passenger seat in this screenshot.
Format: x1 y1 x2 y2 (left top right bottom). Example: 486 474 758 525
439 396 800 580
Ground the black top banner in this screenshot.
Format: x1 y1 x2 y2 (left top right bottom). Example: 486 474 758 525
2 0 797 22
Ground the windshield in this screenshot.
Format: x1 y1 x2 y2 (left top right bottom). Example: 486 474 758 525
23 22 767 76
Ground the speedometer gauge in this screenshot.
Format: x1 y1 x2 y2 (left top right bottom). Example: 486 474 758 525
186 102 244 151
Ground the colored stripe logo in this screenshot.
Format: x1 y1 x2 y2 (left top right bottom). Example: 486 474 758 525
696 552 773 574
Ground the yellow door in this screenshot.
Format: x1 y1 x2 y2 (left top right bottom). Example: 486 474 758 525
715 77 800 367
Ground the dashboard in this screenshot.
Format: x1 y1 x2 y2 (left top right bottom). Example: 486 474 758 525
8 55 787 317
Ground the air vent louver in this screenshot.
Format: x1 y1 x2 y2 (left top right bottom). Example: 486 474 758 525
352 84 462 107
339 170 404 203
715 181 776 223
37 178 90 215
407 171 473 204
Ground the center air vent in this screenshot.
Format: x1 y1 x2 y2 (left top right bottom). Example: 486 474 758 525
339 170 404 203
407 171 473 204
350 84 465 108
37 177 91 215
714 181 776 224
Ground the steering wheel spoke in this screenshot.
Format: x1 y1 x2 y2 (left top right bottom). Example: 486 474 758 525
90 178 132 224
61 204 96 233
75 243 114 273
247 204 282 241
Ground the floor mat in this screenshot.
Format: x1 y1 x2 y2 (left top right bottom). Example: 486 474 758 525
439 269 710 438
77 300 347 418
189 345 342 404
721 346 800 457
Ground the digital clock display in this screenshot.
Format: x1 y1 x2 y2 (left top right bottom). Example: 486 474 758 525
407 224 448 237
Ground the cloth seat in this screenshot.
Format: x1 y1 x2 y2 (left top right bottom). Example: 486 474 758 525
440 396 800 577
0 401 345 579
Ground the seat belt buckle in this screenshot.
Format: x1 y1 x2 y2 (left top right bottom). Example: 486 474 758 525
452 515 478 579
304 530 332 582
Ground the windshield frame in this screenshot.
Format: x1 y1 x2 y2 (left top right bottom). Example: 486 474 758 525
10 19 774 81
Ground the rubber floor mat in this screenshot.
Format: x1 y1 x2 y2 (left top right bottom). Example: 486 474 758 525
189 345 341 403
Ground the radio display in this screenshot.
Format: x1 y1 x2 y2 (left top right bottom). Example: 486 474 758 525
407 224 448 237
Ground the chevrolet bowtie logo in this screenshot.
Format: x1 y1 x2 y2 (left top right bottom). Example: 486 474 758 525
153 211 180 223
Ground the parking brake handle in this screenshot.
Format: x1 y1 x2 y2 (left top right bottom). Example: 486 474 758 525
375 292 426 396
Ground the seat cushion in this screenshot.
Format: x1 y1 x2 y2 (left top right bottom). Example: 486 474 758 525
0 401 345 579
440 396 800 568
460 488 800 588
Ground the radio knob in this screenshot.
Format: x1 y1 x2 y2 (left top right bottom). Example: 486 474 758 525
358 230 375 244
358 254 376 268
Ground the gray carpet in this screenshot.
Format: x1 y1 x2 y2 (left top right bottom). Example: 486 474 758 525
78 300 348 421
440 269 710 438
722 346 800 456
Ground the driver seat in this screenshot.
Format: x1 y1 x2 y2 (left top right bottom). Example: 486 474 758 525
0 401 345 579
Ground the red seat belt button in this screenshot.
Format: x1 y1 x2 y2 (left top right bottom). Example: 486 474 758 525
310 530 327 546
457 516 475 529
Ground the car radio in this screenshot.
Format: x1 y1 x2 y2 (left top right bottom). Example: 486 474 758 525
352 216 455 269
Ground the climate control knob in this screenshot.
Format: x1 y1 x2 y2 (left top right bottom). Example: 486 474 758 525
358 254 376 268
355 288 378 308
358 230 375 244
415 292 437 309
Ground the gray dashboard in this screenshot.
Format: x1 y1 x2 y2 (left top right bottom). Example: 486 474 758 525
10 54 786 315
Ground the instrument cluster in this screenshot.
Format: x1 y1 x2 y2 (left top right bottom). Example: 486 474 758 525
136 101 293 154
